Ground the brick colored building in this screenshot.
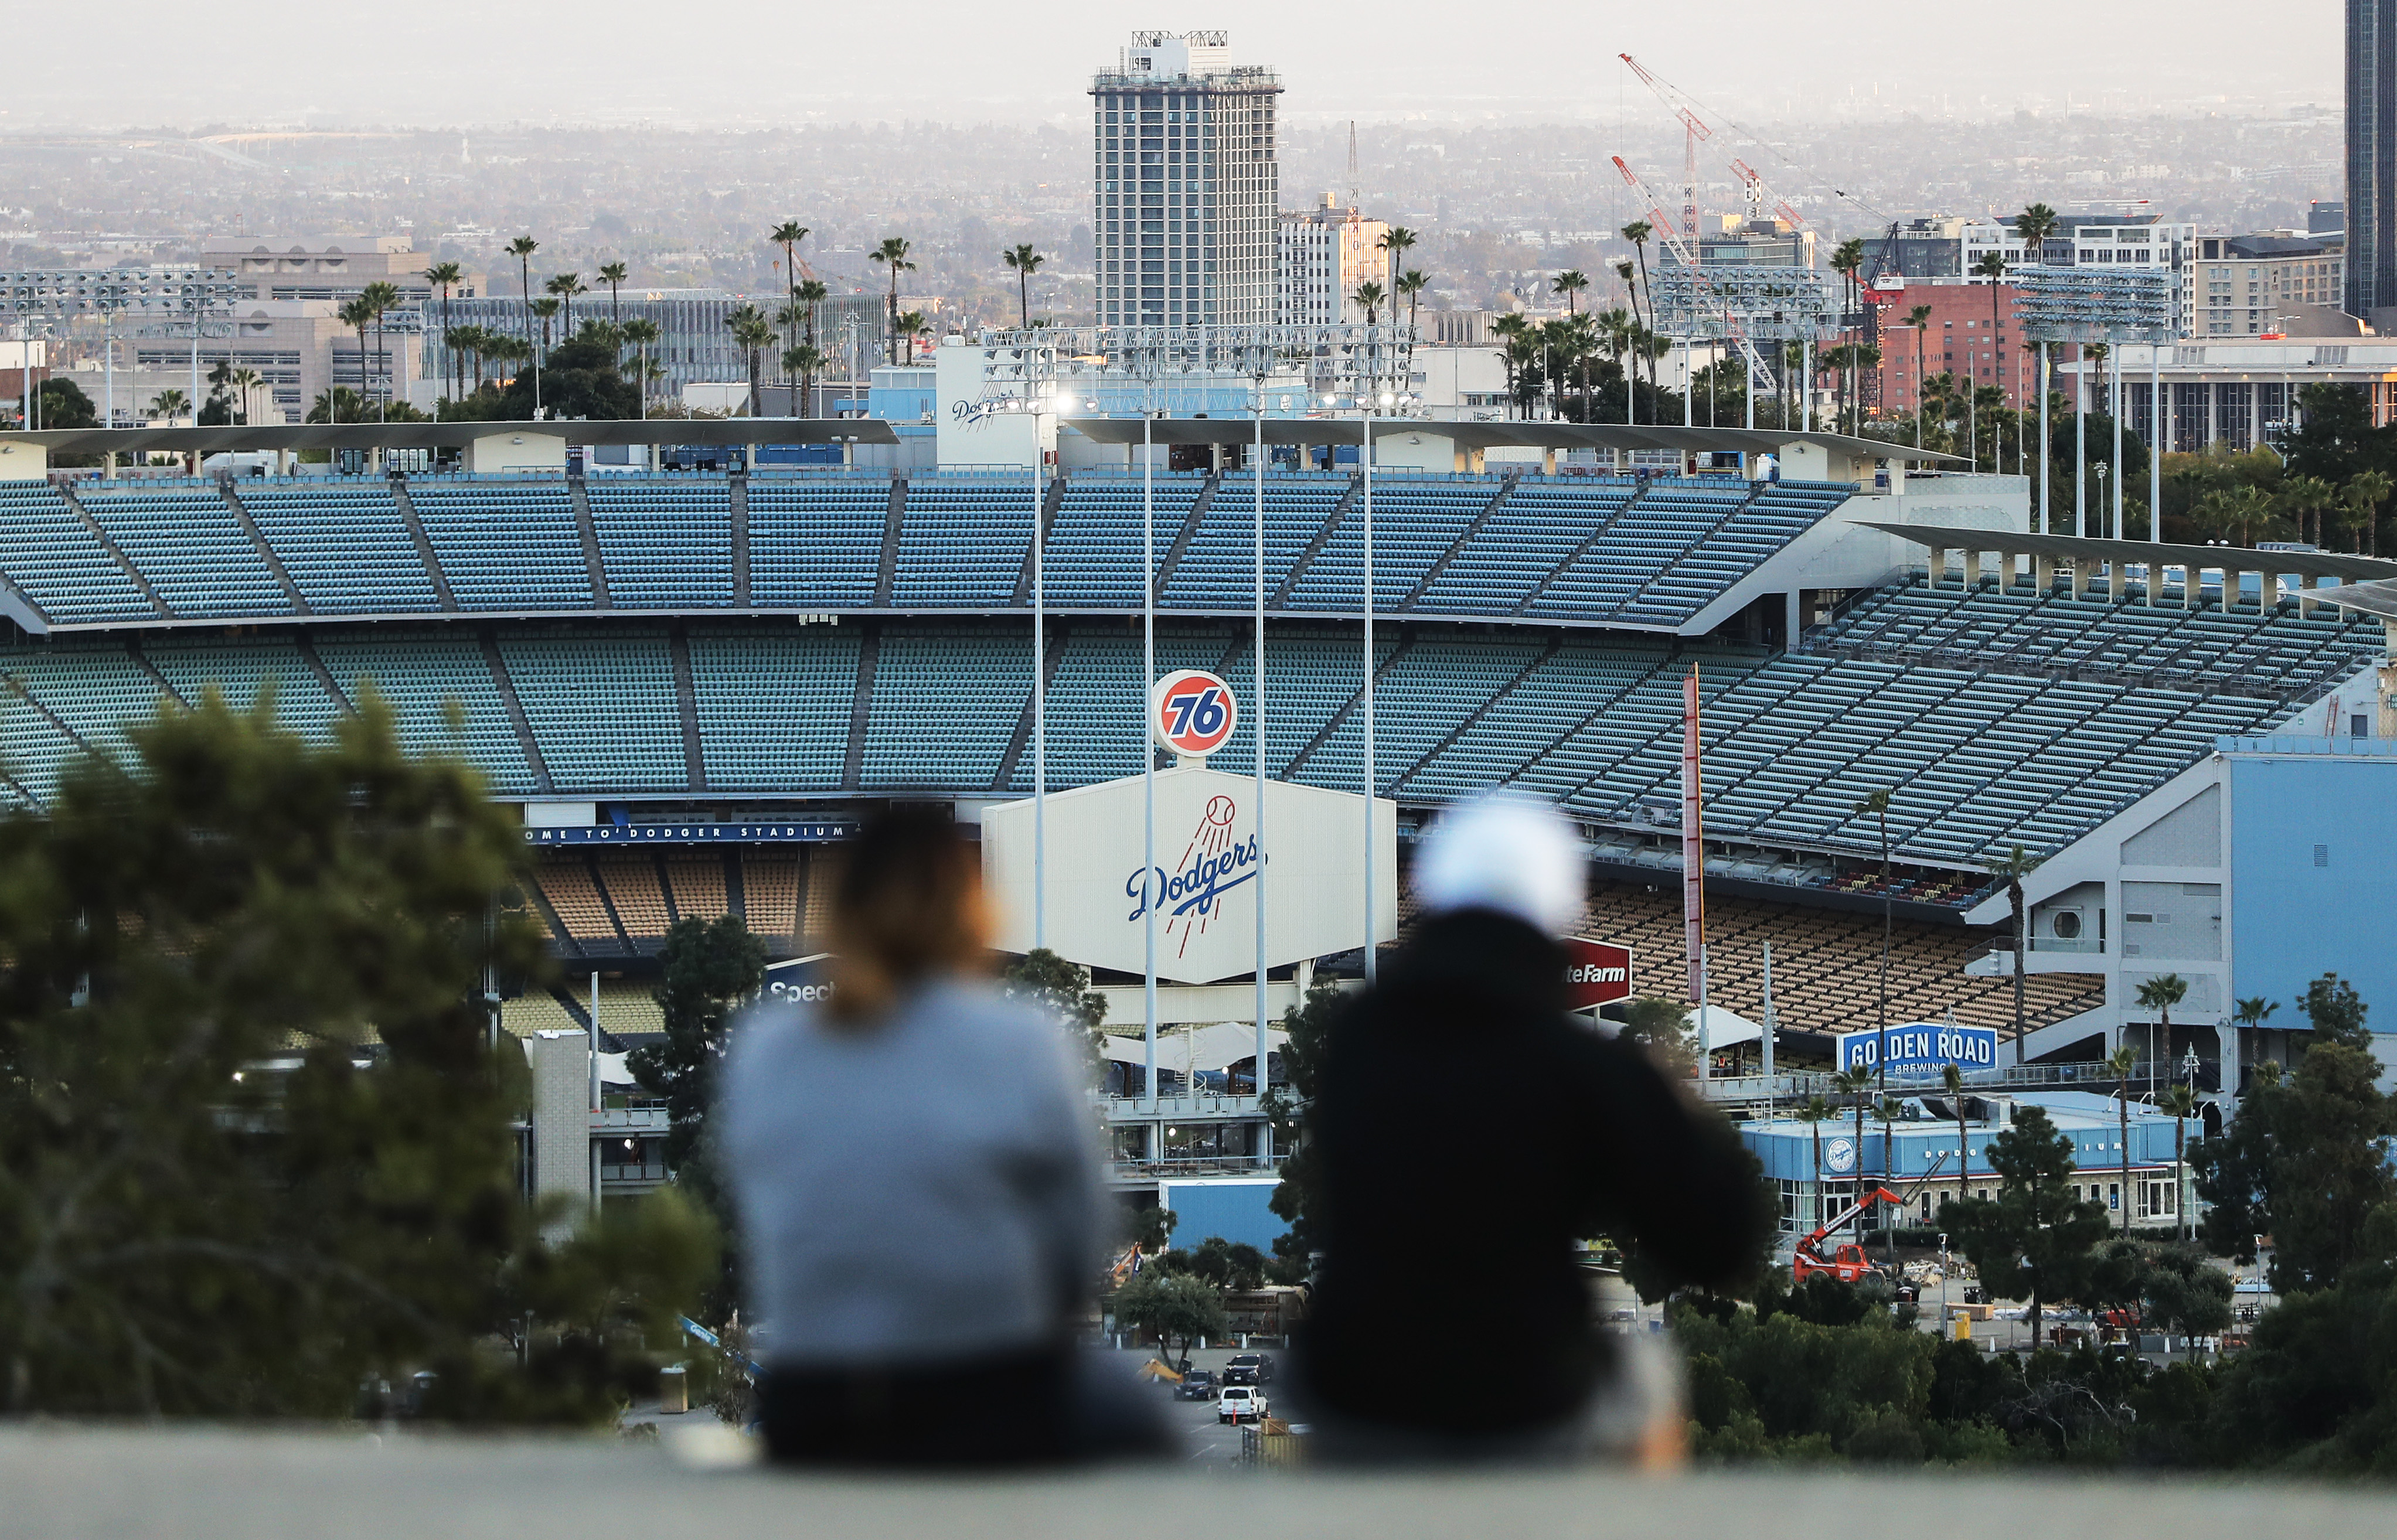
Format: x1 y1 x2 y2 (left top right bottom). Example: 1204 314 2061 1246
1874 279 2035 418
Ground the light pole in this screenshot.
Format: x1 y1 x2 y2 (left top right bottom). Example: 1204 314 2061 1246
1252 369 1270 1157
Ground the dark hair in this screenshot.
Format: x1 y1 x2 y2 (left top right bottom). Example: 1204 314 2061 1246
823 806 986 1026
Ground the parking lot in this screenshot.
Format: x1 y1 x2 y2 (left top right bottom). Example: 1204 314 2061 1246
1105 1346 1282 1465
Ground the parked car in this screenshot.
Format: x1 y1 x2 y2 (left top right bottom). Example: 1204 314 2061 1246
1221 1352 1276 1386
1217 1385 1266 1425
1173 1370 1218 1402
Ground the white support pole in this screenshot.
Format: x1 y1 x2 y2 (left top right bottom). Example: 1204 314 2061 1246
1360 411 1378 987
2112 345 2126 543
2152 344 2164 547
2074 345 2087 542
2038 342 2051 535
1254 396 1270 1160
588 969 601 1215
1142 402 1157 1102
1033 396 1047 952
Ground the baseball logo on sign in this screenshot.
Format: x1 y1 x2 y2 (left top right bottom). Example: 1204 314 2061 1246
1150 670 1238 759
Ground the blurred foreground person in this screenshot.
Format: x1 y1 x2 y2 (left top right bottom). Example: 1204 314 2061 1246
721 808 1166 1465
1297 796 1768 1464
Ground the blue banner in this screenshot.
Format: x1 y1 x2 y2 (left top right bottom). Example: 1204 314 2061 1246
1836 1023 2001 1074
524 821 854 846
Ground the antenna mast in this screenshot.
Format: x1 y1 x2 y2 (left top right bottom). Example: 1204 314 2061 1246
1347 121 1360 212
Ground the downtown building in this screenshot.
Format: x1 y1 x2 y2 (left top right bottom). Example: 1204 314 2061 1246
2350 1 2397 325
1090 30 1282 329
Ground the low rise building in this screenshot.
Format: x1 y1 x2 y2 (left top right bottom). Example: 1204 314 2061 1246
2188 231 2351 337
1874 280 2031 414
1278 194 1389 326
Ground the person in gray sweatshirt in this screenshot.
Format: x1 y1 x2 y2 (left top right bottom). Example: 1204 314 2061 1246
719 806 1154 1464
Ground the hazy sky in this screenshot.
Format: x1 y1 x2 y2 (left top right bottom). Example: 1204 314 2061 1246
0 1 2345 128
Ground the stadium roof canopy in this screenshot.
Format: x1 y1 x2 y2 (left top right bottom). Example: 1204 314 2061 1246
1061 416 1969 464
0 418 900 454
1866 522 2397 585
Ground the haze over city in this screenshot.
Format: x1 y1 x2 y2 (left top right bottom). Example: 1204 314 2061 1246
0 2 2345 127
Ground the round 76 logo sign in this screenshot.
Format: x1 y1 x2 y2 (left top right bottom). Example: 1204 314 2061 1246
1150 669 1239 759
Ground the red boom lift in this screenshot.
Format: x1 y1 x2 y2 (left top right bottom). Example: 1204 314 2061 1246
1792 1153 1950 1285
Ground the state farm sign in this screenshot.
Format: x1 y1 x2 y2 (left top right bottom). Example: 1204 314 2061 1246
1562 938 1633 1010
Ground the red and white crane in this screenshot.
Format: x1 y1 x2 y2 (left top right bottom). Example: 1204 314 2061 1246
1619 53 1710 242
1612 154 1772 391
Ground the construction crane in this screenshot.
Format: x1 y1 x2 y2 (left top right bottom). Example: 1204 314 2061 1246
1612 155 1772 394
1619 53 1710 241
1730 157 1807 237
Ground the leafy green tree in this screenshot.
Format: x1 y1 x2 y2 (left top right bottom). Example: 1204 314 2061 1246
628 915 766 1171
492 332 637 422
1127 1204 1177 1253
1261 976 1346 1274
2194 976 2395 1290
1617 995 1696 1076
1157 1235 1268 1292
1111 1269 1227 1367
0 691 710 1420
999 947 1107 1072
1939 1105 2111 1339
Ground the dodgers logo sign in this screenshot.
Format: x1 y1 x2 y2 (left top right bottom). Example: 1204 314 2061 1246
1836 1023 2001 1075
1150 669 1238 759
1126 792 1261 959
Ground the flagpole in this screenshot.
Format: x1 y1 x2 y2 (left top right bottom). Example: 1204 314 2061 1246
1142 385 1157 1108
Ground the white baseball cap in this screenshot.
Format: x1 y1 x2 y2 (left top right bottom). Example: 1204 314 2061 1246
1412 793 1585 935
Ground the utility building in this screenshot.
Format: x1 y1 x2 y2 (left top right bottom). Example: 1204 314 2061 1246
1091 30 1282 329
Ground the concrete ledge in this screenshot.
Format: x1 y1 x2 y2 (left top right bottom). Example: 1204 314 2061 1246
8 1425 2395 1539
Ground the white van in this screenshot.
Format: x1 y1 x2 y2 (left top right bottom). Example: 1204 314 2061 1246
1216 1385 1266 1425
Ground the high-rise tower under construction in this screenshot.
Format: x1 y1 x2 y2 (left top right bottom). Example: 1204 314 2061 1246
1090 31 1282 329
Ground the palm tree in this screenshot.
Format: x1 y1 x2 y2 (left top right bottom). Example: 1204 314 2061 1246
2134 972 2188 1093
1612 259 1643 422
1851 786 1896 1085
1798 1093 1834 1238
869 237 915 365
2231 995 2278 1092
622 318 660 417
1351 280 1386 325
1988 843 2045 1064
796 278 828 348
1621 222 1659 400
2157 1082 2199 1243
1878 1093 1909 1262
359 280 401 423
1833 1065 1876 1215
768 219 809 317
306 387 366 424
147 387 189 424
726 303 775 415
2013 203 2060 261
529 297 561 356
1490 312 1530 418
1942 1062 1974 1202
1378 225 1418 305
544 272 588 338
2344 468 2392 555
1972 252 2010 466
506 234 540 354
2105 1042 2141 1232
597 261 629 325
1397 268 1430 331
450 326 483 392
784 344 828 417
227 365 263 425
338 296 375 414
1002 243 1046 329
1830 239 1865 432
423 260 464 402
1552 268 1589 316
893 310 929 364
2280 473 2336 548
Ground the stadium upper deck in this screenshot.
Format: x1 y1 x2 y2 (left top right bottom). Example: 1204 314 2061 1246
0 469 1850 633
0 467 2382 915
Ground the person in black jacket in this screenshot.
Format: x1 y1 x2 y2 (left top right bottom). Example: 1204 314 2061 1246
1295 796 1769 1461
